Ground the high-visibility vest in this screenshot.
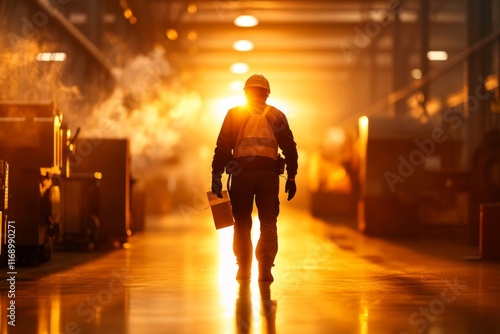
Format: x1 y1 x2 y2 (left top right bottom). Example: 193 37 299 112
234 105 278 160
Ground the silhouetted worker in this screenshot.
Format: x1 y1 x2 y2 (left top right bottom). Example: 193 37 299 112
211 74 298 283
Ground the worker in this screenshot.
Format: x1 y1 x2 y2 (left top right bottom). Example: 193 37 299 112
211 74 298 283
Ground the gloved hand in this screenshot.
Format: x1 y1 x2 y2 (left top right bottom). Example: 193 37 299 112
211 174 223 198
285 179 296 201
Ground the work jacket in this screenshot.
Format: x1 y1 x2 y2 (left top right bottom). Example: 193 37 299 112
212 100 298 178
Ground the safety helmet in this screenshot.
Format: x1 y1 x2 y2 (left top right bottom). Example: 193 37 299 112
244 74 270 93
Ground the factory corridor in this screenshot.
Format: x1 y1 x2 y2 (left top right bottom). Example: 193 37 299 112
2 206 500 334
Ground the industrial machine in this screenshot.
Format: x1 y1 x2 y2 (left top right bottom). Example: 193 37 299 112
0 102 64 264
59 173 101 250
72 138 131 247
356 116 464 238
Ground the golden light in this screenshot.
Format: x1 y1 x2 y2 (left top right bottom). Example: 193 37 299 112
230 62 249 74
234 14 259 27
359 299 369 334
229 80 244 91
217 226 237 318
129 16 137 24
427 51 448 61
211 95 246 122
267 97 292 116
233 40 254 52
325 127 346 147
359 115 369 131
411 68 422 80
36 52 67 62
187 3 197 14
357 116 369 232
166 28 178 40
123 8 133 19
187 30 197 41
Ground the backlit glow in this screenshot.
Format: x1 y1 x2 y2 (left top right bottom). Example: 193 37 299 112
411 69 422 80
229 80 244 91
123 8 133 19
427 51 448 61
36 53 67 62
166 29 178 40
233 40 254 52
217 227 237 318
234 15 259 27
230 62 249 74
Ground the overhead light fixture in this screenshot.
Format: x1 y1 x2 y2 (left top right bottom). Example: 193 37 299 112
230 63 249 74
234 15 258 27
36 52 67 62
187 3 197 14
233 40 254 52
187 31 197 41
411 69 422 80
427 51 448 61
166 29 178 40
123 8 133 19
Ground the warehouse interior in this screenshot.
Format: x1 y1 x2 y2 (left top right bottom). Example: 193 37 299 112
1 0 500 333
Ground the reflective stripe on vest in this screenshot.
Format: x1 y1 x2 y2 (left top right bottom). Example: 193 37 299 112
234 105 278 160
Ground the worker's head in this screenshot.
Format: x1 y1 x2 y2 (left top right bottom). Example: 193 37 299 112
244 74 270 102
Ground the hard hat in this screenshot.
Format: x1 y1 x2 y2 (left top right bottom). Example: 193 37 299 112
244 74 270 93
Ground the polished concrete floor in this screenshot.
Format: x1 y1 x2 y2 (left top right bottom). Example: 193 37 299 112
1 206 500 334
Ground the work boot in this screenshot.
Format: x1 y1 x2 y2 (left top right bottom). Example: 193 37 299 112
236 262 251 281
258 264 274 283
236 267 251 281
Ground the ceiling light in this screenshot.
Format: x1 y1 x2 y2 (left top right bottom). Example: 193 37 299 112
36 52 67 62
411 69 422 80
427 51 448 61
234 15 258 27
187 3 197 14
230 63 249 74
233 40 254 52
123 9 133 19
166 29 178 40
187 31 197 41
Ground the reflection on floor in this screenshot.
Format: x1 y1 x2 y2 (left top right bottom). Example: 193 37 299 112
1 206 500 334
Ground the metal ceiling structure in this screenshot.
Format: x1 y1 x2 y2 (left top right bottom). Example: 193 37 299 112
1 0 497 139
123 0 471 130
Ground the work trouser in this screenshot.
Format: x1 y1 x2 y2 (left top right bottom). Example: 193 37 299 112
229 171 280 270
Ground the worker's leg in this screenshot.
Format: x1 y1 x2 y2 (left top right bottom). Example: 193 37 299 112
254 172 280 281
230 173 256 278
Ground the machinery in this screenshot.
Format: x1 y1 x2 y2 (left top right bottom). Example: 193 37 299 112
356 116 465 238
59 173 101 250
72 139 131 247
0 102 64 264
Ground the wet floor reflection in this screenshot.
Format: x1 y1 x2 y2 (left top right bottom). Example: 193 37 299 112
235 282 276 334
1 209 500 333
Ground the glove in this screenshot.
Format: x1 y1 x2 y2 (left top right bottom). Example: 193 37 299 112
211 174 223 198
285 179 296 201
